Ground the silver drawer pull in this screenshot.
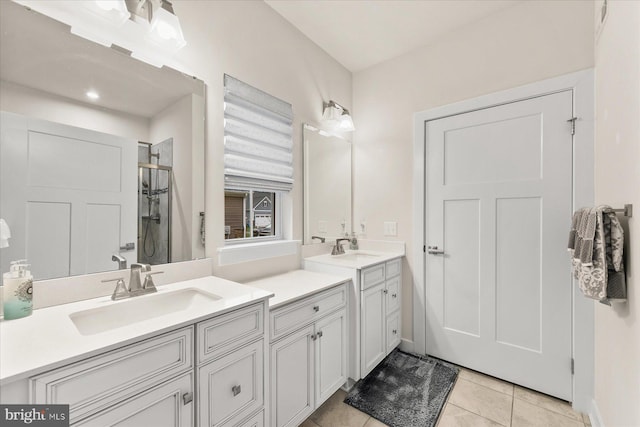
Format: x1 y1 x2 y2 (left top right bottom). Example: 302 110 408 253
311 333 317 341
232 385 241 396
317 331 323 338
392 329 397 335
383 289 388 294
313 305 320 312
392 293 397 298
183 392 193 405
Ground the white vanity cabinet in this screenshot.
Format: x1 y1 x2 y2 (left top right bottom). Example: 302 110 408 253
269 283 348 427
360 258 402 378
26 300 269 427
30 327 195 426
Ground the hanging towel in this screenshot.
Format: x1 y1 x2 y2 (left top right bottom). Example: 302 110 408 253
567 208 584 252
571 205 627 304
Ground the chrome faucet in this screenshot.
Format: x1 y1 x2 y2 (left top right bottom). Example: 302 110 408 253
311 236 326 243
331 238 350 255
112 254 127 269
129 263 152 295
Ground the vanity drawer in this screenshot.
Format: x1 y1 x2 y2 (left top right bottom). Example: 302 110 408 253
198 302 264 363
198 339 264 427
270 284 347 341
361 263 385 290
385 258 401 279
30 327 193 424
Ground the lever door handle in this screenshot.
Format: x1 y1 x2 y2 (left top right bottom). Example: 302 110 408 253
427 245 445 255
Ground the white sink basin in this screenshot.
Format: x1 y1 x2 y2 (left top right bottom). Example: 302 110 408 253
333 252 380 262
70 288 221 335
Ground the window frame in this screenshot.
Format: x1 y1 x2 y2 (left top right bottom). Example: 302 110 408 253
223 187 282 245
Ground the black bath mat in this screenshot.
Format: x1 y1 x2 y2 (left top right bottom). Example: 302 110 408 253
344 350 458 427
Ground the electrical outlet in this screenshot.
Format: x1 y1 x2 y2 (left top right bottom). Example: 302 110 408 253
384 221 397 236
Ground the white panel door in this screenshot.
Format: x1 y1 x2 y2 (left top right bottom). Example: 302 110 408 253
315 309 347 407
0 112 137 279
425 91 573 400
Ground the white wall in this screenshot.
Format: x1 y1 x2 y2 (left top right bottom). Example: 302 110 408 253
593 1 640 425
169 1 352 282
0 81 149 141
352 0 594 346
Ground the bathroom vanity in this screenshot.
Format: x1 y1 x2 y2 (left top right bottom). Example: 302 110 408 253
0 276 272 427
245 270 350 427
303 248 404 383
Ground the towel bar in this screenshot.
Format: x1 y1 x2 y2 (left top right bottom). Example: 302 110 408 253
607 204 633 217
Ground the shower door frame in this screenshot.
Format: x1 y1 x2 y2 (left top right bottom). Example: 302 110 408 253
138 162 173 264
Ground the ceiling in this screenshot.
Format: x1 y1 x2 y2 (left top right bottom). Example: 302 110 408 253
265 0 522 72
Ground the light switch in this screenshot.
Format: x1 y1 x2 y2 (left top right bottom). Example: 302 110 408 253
384 221 397 236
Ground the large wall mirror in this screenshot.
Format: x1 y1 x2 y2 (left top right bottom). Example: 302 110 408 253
0 2 205 280
303 124 352 244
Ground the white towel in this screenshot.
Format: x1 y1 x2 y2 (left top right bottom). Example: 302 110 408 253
0 218 11 248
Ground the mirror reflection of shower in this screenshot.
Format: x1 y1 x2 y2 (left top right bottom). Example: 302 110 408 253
138 139 173 265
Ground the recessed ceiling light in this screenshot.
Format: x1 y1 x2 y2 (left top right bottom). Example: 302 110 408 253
86 91 100 100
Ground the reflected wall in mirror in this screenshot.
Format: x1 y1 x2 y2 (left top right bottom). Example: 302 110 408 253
0 2 205 280
303 124 352 244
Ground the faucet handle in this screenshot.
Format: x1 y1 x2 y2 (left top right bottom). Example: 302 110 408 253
102 277 130 300
143 271 163 291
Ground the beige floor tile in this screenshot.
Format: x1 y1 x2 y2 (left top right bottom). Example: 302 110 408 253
363 417 388 427
448 378 513 426
512 398 585 427
514 386 583 421
459 368 514 396
582 413 592 426
310 389 370 427
299 418 321 427
437 403 505 427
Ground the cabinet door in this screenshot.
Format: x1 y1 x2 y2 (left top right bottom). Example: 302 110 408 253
270 325 315 427
386 311 401 354
76 372 193 427
361 282 386 378
315 309 347 406
198 340 264 427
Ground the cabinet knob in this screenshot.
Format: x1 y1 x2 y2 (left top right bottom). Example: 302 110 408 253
392 293 397 298
392 329 397 335
311 333 317 341
317 331 323 338
313 305 320 312
383 289 388 294
232 385 242 396
182 392 193 405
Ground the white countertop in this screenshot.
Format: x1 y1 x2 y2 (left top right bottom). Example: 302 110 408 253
244 270 351 309
303 250 404 270
0 276 272 385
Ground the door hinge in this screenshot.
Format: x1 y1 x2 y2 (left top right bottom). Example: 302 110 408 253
571 358 575 375
567 117 578 135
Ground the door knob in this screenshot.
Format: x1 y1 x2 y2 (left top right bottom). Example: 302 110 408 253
427 245 445 255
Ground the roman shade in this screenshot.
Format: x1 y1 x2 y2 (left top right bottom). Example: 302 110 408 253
224 75 293 192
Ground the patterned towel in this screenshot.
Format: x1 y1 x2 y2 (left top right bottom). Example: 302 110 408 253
571 205 626 304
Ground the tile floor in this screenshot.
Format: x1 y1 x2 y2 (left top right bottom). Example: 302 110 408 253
300 367 591 427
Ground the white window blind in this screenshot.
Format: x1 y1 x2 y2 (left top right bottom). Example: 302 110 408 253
224 75 293 192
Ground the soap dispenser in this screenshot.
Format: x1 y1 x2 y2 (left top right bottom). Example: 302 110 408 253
3 260 33 320
349 232 359 250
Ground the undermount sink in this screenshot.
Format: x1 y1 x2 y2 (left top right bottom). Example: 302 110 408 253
333 252 380 262
70 288 221 336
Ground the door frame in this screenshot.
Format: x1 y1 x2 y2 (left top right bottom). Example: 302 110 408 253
412 69 594 410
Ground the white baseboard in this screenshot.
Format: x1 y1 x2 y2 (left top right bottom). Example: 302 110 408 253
400 338 415 354
589 398 604 427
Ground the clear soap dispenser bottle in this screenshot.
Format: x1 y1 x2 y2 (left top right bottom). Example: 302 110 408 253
349 232 359 250
3 260 33 320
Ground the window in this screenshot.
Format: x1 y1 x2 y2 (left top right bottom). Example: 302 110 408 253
223 75 293 244
224 190 279 241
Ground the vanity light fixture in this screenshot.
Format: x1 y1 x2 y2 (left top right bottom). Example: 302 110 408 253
14 0 187 69
322 100 355 132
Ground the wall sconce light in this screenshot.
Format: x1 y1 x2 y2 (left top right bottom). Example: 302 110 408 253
13 0 187 69
322 100 355 132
